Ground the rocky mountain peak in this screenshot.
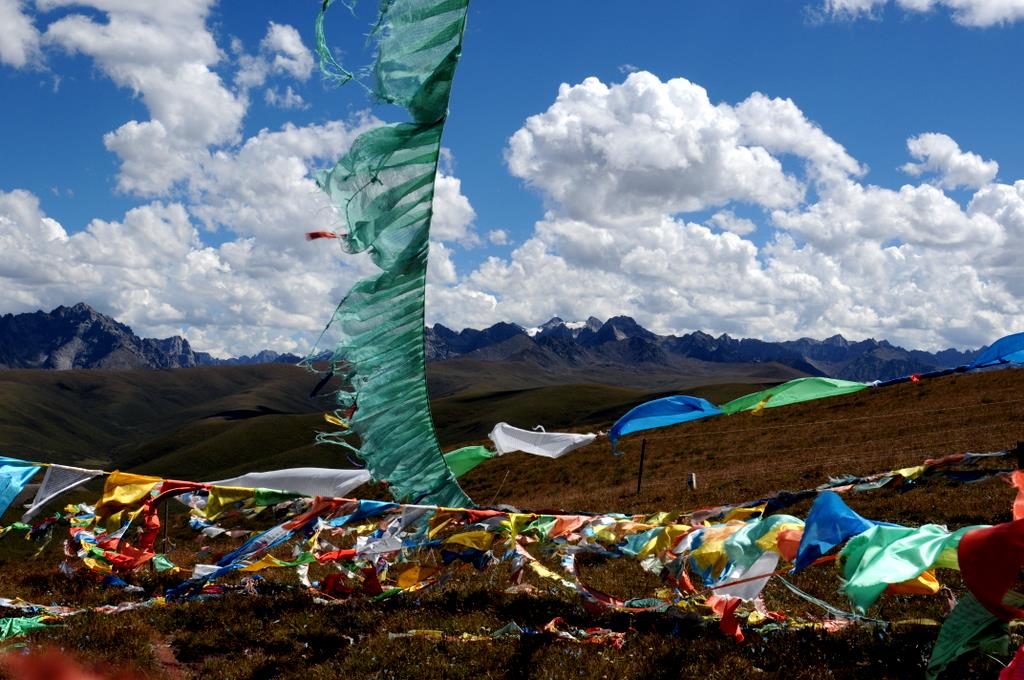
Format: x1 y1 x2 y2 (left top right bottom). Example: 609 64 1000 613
0 304 300 370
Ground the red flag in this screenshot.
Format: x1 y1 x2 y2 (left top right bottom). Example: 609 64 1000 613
959 519 1024 620
1002 642 1024 680
305 231 338 240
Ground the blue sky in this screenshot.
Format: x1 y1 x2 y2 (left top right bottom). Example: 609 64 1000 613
1 0 1023 355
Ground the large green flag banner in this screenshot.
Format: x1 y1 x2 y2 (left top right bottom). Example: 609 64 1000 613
311 0 472 507
719 377 869 415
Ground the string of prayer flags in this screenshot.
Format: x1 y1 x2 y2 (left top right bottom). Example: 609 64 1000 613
22 464 102 521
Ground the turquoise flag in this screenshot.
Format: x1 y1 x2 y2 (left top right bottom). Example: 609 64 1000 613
841 522 985 614
312 0 473 506
0 457 42 519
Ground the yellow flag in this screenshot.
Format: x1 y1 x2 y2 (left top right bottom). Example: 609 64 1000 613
205 486 256 519
95 471 162 530
444 530 494 552
397 565 438 589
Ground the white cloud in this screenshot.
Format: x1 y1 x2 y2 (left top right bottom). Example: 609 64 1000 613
187 117 380 246
428 241 458 285
708 210 757 235
0 186 374 357
771 178 1004 252
427 73 1024 350
734 92 865 184
260 22 313 81
233 22 314 92
265 86 308 110
42 0 246 195
488 229 509 245
431 174 478 245
822 0 1024 26
902 132 998 190
0 0 40 67
505 72 867 224
0 108 485 356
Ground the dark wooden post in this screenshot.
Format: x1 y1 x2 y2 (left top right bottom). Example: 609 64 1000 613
636 438 647 495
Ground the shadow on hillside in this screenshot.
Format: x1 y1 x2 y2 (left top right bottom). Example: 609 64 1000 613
203 405 289 420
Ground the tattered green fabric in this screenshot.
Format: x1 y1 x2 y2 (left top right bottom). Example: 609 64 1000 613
312 0 471 506
0 616 50 640
719 377 868 415
253 488 302 507
926 592 1010 679
839 523 984 614
443 446 495 478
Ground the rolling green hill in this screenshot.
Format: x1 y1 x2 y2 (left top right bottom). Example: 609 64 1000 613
0 365 330 470
2 362 1022 519
0 363 771 481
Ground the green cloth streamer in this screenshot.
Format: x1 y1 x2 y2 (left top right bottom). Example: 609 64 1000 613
0 616 49 640
313 0 472 507
443 446 495 478
253 488 302 507
840 523 985 614
926 592 1010 679
152 554 177 572
719 377 868 415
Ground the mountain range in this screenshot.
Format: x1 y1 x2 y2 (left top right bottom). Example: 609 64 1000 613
0 303 302 370
426 315 981 385
0 303 982 384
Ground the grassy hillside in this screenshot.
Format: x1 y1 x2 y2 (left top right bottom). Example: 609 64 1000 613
0 364 327 468
426 355 810 397
0 363 776 480
0 366 1021 678
459 367 1024 520
430 381 765 444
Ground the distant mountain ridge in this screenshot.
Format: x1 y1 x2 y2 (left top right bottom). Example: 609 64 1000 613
427 316 982 383
0 303 302 370
0 304 983 381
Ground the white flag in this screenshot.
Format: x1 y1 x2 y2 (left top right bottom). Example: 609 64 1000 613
208 468 372 499
488 422 596 458
22 465 103 521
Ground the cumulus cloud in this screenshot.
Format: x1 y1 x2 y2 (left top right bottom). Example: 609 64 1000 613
265 86 308 110
902 132 998 190
0 184 356 356
431 174 478 245
187 117 380 244
427 72 1024 350
0 0 40 67
260 22 314 81
488 229 509 245
708 210 758 236
42 0 246 195
821 0 1024 26
505 72 867 224
0 112 482 356
234 22 315 91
